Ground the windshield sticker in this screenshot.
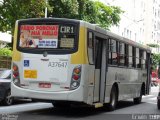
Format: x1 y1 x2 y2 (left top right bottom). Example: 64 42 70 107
19 25 59 48
38 39 58 48
60 38 74 48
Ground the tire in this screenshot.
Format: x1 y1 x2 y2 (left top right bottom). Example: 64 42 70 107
158 99 160 110
108 86 118 111
2 90 13 106
133 87 142 104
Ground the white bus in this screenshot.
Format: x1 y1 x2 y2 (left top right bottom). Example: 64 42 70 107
11 18 151 111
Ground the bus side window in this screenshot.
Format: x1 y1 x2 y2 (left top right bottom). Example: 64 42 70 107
110 39 118 65
143 51 146 69
129 45 133 67
108 39 112 64
132 47 136 68
87 31 94 64
125 44 129 67
136 48 140 68
119 42 125 66
140 50 146 69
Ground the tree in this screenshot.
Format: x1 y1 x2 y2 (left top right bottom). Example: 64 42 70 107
0 0 48 48
48 0 123 29
152 53 160 70
0 0 47 34
0 0 123 32
147 43 159 48
0 47 12 56
0 0 123 48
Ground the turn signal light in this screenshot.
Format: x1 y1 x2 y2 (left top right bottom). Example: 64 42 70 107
74 68 81 74
13 65 18 71
12 63 20 87
70 65 82 90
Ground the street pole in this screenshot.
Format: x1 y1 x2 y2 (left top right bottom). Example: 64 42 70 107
45 0 48 18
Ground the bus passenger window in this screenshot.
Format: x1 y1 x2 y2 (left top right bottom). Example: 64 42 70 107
119 42 125 66
125 44 129 67
129 45 133 67
87 31 94 64
108 39 111 64
109 52 112 64
110 39 118 65
132 47 136 68
136 48 140 68
142 51 146 69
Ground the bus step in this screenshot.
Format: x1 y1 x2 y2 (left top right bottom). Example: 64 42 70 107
94 103 103 108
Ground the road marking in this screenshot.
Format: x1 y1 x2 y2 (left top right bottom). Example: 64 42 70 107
0 102 53 114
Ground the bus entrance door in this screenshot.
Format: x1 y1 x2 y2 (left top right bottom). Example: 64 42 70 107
93 38 107 104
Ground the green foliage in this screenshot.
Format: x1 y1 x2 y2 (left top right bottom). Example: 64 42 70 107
48 0 123 29
152 53 160 70
0 0 47 34
0 0 123 49
0 47 12 56
93 2 123 28
0 0 123 33
147 44 159 48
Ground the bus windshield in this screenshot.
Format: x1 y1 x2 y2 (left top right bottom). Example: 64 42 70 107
17 22 79 54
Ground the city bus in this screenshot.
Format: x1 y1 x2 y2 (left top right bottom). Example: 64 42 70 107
11 18 152 111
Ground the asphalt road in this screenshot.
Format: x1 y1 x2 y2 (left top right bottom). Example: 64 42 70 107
0 86 159 120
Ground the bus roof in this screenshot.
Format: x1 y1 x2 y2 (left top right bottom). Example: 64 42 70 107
80 20 151 52
17 18 151 52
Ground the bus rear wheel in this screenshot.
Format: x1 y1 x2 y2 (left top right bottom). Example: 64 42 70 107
133 87 142 104
158 99 160 110
108 86 118 111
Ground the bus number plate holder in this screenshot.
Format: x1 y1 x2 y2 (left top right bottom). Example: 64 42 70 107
39 83 51 88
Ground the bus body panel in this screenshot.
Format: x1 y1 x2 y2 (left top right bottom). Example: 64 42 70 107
105 67 147 103
21 53 70 92
71 26 88 64
12 22 21 62
11 19 90 104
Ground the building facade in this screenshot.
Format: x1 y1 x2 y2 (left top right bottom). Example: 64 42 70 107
146 0 160 53
99 0 160 53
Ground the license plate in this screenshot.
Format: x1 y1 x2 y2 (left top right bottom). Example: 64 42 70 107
39 83 51 88
24 70 37 78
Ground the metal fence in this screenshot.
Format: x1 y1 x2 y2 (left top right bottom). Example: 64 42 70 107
0 56 12 69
